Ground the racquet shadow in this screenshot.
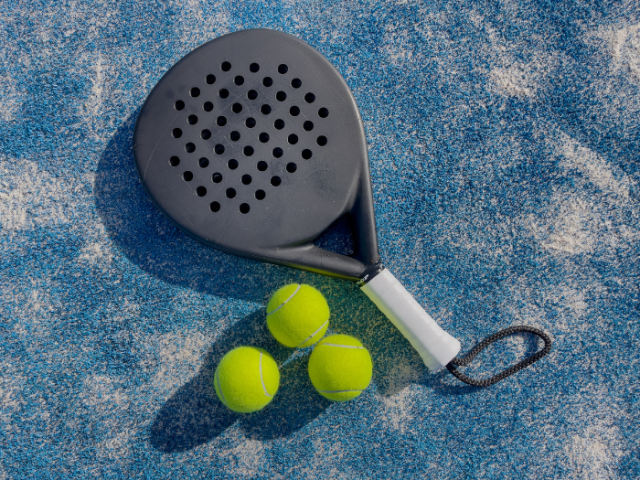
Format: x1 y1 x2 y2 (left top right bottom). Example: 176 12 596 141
149 310 331 452
95 111 312 303
101 114 543 452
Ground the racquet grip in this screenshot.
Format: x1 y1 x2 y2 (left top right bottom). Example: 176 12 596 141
360 268 461 371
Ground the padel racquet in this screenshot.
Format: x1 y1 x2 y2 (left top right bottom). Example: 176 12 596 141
133 29 550 385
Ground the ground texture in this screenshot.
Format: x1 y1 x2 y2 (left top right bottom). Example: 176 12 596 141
1 1 639 478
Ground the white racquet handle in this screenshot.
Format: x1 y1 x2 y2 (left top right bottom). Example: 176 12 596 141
360 268 461 371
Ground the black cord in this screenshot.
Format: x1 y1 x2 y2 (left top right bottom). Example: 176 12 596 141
446 326 552 387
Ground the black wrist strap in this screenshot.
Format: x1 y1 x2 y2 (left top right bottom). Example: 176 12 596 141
446 326 552 387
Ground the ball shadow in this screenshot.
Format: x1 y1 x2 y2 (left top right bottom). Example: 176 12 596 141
148 270 543 453
94 111 310 302
149 310 330 452
148 365 236 453
238 353 331 440
100 113 540 450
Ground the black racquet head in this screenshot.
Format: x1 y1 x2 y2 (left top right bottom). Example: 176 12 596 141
134 29 379 281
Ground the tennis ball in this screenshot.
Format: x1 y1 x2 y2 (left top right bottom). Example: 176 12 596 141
308 334 373 402
213 346 280 413
266 284 330 348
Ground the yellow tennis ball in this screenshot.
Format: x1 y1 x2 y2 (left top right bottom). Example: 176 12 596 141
213 346 280 413
266 284 330 348
308 334 373 402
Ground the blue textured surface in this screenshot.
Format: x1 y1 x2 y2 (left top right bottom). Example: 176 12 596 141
1 1 639 478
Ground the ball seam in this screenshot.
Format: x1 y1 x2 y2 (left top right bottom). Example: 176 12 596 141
266 284 301 316
215 368 229 407
295 319 329 348
259 352 273 397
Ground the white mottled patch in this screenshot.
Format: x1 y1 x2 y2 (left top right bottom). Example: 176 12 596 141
593 22 640 80
97 430 134 461
0 363 26 414
468 9 503 51
382 23 417 65
82 375 130 410
564 405 624 479
0 279 64 345
175 0 230 46
77 53 119 141
545 286 588 316
522 179 634 258
77 240 114 267
377 387 421 434
0 74 20 122
378 358 423 396
147 332 213 396
521 133 639 258
527 194 597 255
503 334 528 357
4 286 54 319
88 54 106 117
489 52 560 99
220 439 266 477
565 428 621 479
81 376 136 464
555 133 632 201
466 8 562 99
490 62 538 97
0 159 87 232
579 21 640 126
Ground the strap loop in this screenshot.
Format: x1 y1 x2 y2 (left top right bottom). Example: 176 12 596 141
446 326 552 387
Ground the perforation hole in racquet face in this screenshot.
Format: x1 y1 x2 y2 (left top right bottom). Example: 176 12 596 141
134 29 550 378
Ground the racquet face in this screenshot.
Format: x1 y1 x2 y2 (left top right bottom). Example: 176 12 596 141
134 29 379 280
